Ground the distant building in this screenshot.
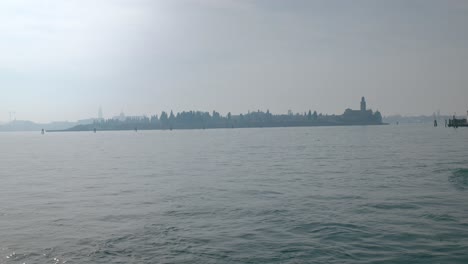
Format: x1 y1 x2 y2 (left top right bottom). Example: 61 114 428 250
342 97 382 124
112 112 147 122
112 112 126 122
77 118 99 125
126 115 147 120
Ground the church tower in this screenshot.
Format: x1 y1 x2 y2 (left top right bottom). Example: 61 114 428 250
360 97 366 112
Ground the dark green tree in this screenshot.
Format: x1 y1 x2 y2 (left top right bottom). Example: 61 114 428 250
374 111 382 123
160 111 168 124
169 110 175 121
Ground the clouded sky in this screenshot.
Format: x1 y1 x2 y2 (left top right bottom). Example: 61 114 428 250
1 0 468 122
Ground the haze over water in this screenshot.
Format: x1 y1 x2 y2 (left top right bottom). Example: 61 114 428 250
1 125 468 263
2 1 468 121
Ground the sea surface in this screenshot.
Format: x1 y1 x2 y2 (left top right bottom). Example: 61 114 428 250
1 125 468 263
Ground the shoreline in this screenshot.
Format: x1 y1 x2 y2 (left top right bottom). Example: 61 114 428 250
47 122 388 133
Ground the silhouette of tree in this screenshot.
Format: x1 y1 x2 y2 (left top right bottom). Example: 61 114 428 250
150 115 158 123
65 98 384 131
160 111 168 125
374 111 382 122
212 110 220 120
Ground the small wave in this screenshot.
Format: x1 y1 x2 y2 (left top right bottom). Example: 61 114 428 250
98 213 144 223
421 213 456 222
289 222 367 235
366 202 419 210
1 250 66 264
449 168 468 189
306 194 363 200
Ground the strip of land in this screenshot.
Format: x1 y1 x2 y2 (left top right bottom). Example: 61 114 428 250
51 104 384 132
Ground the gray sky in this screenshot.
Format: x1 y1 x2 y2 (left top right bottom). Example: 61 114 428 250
1 0 468 122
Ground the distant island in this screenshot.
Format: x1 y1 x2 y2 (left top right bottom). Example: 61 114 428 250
54 97 384 132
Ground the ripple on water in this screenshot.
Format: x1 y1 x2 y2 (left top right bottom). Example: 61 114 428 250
0 249 67 264
420 213 457 223
3 128 468 264
449 168 468 189
288 222 371 243
365 202 420 210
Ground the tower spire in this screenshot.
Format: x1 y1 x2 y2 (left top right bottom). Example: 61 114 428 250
360 97 366 112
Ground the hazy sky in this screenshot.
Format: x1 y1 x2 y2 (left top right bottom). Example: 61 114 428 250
1 0 468 122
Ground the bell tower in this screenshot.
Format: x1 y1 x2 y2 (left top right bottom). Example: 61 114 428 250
360 97 366 112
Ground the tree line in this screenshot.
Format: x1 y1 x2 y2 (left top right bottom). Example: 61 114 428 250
67 109 382 131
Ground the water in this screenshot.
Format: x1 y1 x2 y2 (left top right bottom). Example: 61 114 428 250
1 125 468 263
